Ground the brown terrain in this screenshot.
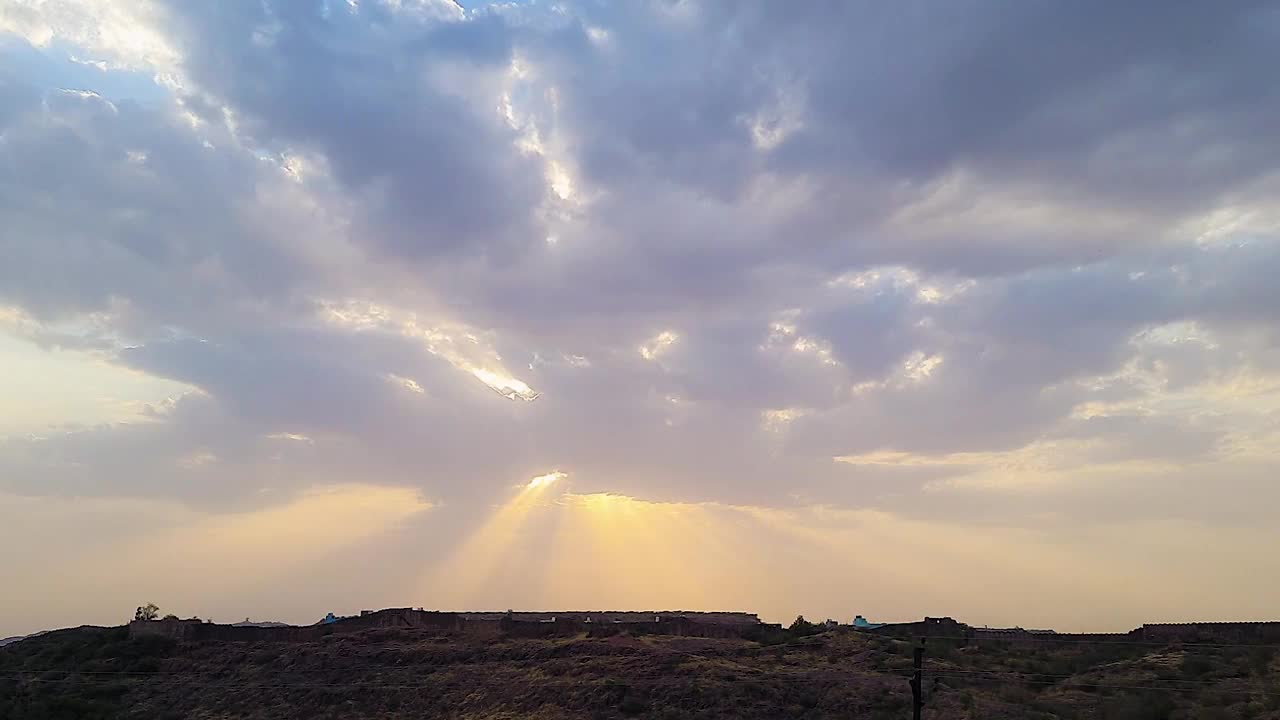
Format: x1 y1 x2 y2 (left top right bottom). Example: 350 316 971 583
2 613 1279 719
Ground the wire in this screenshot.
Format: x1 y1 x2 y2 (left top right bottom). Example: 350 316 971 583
0 654 910 679
10 664 1277 701
0 663 916 681
0 643 787 677
2 670 912 689
924 672 1280 698
12 670 1278 697
924 666 1263 685
865 633 1280 649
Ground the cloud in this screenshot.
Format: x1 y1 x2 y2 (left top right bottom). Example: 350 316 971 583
2 0 1280 633
0 74 315 325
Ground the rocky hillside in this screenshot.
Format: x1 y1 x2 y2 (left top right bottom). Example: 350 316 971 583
2 625 1278 719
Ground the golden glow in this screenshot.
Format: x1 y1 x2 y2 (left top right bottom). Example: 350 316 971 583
265 432 314 444
527 471 566 489
761 407 807 432
639 331 678 360
387 374 425 394
6 480 1280 635
0 326 193 435
0 484 433 632
836 437 1196 492
104 485 432 590
400 483 1280 632
319 301 540 402
541 492 740 610
421 474 562 606
470 368 540 401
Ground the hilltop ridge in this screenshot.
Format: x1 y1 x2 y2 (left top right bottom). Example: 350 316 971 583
3 611 1279 719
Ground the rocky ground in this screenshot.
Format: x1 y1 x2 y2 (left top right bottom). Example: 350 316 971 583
2 625 1278 719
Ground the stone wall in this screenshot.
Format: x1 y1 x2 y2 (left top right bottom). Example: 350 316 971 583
589 617 775 639
499 617 587 638
967 624 1280 644
129 620 337 642
129 608 770 644
1140 622 1280 644
499 615 773 640
338 609 464 631
464 611 761 624
866 616 967 640
859 617 1280 646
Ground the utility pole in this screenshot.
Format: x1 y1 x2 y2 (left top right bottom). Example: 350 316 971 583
910 639 925 720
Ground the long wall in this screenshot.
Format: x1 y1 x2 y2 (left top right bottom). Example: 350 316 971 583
501 616 778 640
129 609 771 643
129 610 467 642
861 618 1280 645
1139 622 1280 644
132 612 1280 646
865 617 968 640
464 611 762 624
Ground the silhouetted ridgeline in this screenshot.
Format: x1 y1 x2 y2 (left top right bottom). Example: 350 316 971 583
863 616 1280 644
128 608 777 642
127 609 1280 646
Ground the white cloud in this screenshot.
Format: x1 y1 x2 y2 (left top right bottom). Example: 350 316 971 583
0 0 179 70
638 330 678 361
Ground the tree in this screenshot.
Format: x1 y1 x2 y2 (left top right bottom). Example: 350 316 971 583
134 603 160 621
783 609 824 632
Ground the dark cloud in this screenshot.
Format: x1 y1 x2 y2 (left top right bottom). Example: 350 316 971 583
155 0 547 264
0 77 307 326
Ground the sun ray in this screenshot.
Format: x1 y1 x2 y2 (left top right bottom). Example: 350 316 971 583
421 474 561 606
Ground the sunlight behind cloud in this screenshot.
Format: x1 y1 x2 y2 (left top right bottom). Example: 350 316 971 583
402 485 1280 631
387 373 426 394
527 470 566 489
0 0 179 70
0 328 192 435
0 484 432 632
320 300 540 401
420 473 562 606
470 368 540 401
639 331 678 360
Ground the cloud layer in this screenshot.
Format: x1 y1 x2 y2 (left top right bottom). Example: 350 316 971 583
2 0 1279 635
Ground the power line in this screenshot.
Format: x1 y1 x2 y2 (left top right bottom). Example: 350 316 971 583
18 672 1261 699
0 645 809 677
924 672 1280 698
8 660 1276 705
1 670 911 689
0 660 912 680
925 666 1266 685
865 633 1280 649
0 663 915 681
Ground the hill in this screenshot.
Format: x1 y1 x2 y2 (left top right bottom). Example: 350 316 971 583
0 631 48 649
2 624 1279 719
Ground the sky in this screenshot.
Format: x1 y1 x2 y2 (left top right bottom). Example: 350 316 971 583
2 0 1279 638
